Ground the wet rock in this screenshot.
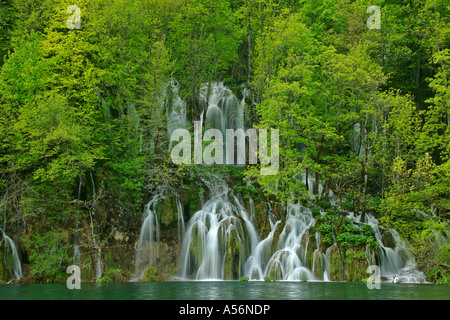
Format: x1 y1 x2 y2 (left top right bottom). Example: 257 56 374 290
326 244 343 281
312 249 324 280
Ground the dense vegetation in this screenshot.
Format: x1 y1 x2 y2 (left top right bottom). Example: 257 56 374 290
0 0 448 284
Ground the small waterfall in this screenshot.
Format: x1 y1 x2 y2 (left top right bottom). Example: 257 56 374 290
356 212 426 283
312 231 329 281
134 192 161 279
385 230 426 283
89 172 103 279
73 237 81 267
0 228 23 280
205 105 225 134
202 82 245 164
90 172 96 199
324 243 343 281
95 247 103 279
73 175 82 267
176 195 185 244
167 81 187 143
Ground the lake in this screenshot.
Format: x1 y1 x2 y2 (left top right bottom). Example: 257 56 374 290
1 281 449 300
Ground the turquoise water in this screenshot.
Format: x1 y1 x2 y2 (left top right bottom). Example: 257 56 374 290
1 281 449 300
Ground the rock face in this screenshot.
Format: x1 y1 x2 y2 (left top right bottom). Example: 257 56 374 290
326 244 343 281
312 249 324 280
343 248 370 282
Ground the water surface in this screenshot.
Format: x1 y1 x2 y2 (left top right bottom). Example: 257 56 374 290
1 281 449 300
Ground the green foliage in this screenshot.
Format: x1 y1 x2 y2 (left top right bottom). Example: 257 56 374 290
311 207 321 217
232 185 259 200
344 251 367 265
22 231 71 281
409 219 450 284
312 213 379 249
100 268 121 283
239 276 249 282
316 200 332 210
140 263 177 282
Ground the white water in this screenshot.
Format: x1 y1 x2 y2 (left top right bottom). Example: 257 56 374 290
134 192 161 279
0 228 23 280
90 172 103 279
167 81 187 143
202 82 246 164
259 202 315 281
177 179 259 280
350 212 427 283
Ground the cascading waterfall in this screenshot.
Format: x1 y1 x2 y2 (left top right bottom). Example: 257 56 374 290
0 228 23 280
167 81 187 143
258 202 315 281
173 174 427 282
349 212 426 283
202 82 246 164
134 192 161 279
177 179 259 280
89 172 103 279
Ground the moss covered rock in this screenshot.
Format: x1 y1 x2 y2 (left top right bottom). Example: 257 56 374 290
326 244 343 281
343 248 370 282
312 249 324 280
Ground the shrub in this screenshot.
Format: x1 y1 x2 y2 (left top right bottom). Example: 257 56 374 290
22 231 71 281
312 207 321 217
141 263 177 282
316 199 331 210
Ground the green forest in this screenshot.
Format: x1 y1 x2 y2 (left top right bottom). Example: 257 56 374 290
0 0 449 286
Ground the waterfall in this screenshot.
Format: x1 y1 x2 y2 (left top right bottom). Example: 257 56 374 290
354 212 426 283
167 81 187 143
134 192 162 279
202 82 246 164
0 228 23 280
95 247 103 279
73 237 81 267
261 202 315 281
73 175 82 267
176 195 185 244
175 180 427 282
89 172 103 279
177 178 259 280
383 230 426 283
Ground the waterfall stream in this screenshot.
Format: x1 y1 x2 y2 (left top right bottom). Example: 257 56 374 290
0 228 23 280
134 192 161 279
